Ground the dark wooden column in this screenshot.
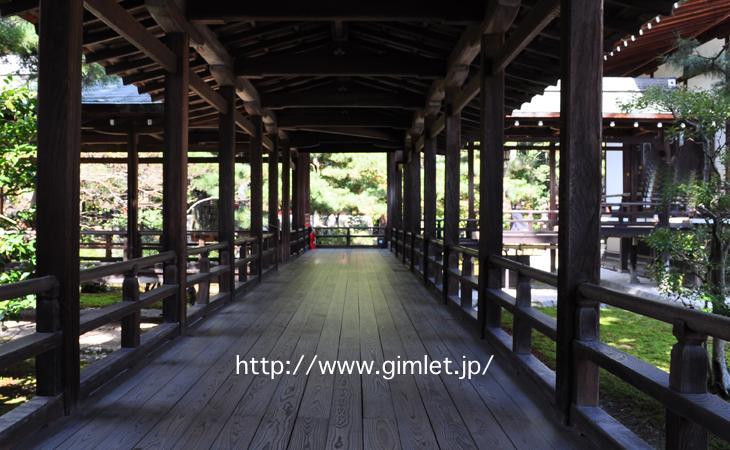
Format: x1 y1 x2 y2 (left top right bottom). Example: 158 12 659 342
402 147 413 235
36 0 83 412
556 0 603 422
479 32 505 332
549 142 558 272
444 91 461 294
268 135 279 262
162 32 189 328
467 140 476 237
218 85 236 299
250 115 263 274
281 139 291 260
423 116 438 239
393 155 404 230
292 151 300 230
409 137 422 234
126 128 140 259
386 151 395 243
295 152 308 229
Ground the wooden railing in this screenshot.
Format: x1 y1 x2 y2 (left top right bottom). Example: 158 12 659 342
314 226 385 248
390 227 730 448
0 227 308 444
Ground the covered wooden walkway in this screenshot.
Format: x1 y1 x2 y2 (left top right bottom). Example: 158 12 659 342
26 249 582 450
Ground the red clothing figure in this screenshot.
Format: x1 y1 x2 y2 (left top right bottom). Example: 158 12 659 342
308 227 316 249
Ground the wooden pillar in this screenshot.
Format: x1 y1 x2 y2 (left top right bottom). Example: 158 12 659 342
467 140 476 237
292 151 300 230
297 152 309 228
281 139 291 261
423 116 438 239
162 32 189 328
549 142 558 272
479 33 505 332
444 91 461 295
403 147 413 235
393 155 403 230
218 85 236 299
126 128 140 260
386 151 395 243
268 135 279 263
409 137 422 235
250 115 263 275
36 0 83 412
556 0 603 422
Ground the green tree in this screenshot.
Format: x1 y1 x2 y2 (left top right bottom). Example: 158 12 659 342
623 71 730 395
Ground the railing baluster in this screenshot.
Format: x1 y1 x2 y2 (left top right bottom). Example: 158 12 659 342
666 320 708 448
513 256 532 354
35 281 62 396
120 270 141 348
460 253 473 309
197 250 211 305
163 263 179 324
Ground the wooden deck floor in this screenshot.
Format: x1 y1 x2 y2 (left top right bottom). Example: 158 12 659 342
28 249 584 449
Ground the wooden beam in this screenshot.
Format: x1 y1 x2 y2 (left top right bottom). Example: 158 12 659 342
36 0 83 412
235 53 444 78
161 32 189 328
262 90 424 110
188 71 226 112
277 111 412 129
84 0 176 72
188 1 486 22
493 0 560 74
556 0 603 424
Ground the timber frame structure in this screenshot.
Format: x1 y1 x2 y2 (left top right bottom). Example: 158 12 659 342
0 0 729 449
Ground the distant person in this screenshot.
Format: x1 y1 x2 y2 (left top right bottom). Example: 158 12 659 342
308 226 316 249
511 203 530 232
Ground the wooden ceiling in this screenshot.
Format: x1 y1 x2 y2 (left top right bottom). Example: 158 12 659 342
3 0 677 153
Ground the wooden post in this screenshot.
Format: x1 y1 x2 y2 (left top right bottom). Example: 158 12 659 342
127 128 140 260
394 156 404 232
513 255 532 353
281 139 291 261
36 0 83 412
268 136 279 265
479 32 505 334
292 150 300 230
162 32 189 330
444 91 461 297
424 116 438 276
197 251 211 304
250 115 263 276
556 0 603 422
549 142 558 272
386 151 395 245
295 152 308 229
402 148 413 240
666 321 708 448
120 272 141 348
410 137 421 237
218 85 236 299
467 140 476 239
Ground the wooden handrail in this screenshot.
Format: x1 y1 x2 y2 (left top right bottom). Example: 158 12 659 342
579 282 730 341
0 276 57 300
80 251 176 282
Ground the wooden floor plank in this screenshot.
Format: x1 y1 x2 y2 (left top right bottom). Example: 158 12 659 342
27 249 585 450
325 257 363 450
